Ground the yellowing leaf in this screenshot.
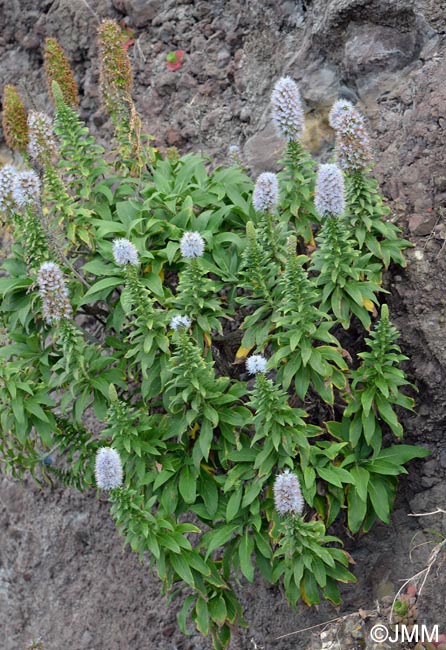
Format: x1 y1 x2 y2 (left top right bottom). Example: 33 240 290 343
203 332 212 348
235 345 253 360
362 298 375 312
189 422 199 440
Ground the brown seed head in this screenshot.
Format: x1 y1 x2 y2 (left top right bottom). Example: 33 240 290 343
1 85 29 153
97 19 133 119
44 38 79 108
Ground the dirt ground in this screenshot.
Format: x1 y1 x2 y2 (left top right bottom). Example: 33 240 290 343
0 0 446 649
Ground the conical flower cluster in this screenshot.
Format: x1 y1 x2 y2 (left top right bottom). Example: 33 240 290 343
271 76 304 141
246 354 267 375
12 170 41 208
273 470 305 516
170 315 191 330
228 144 244 168
180 231 205 258
0 165 19 213
37 262 72 324
44 37 79 108
252 172 279 213
95 447 123 490
1 85 29 154
330 100 372 173
112 238 139 266
315 163 345 218
28 112 58 166
328 99 354 130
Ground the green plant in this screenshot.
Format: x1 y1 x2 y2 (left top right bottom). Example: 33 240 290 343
0 27 428 650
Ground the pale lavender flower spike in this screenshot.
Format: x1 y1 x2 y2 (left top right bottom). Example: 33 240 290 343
170 315 191 330
180 231 205 258
315 163 345 218
12 170 41 208
328 99 354 130
228 144 244 167
252 172 279 213
37 262 72 325
271 76 304 141
112 238 139 266
336 107 372 173
0 164 19 212
246 354 267 375
27 112 58 164
273 469 305 516
95 447 123 490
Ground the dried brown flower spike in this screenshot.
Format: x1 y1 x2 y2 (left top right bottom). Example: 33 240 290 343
44 38 79 108
1 85 29 154
97 19 133 121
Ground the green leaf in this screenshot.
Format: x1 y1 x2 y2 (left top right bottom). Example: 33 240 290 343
195 598 210 636
179 465 197 504
239 530 255 582
368 476 391 523
323 579 341 605
204 524 240 559
361 387 375 417
376 444 430 464
208 595 227 625
349 466 370 502
170 552 195 587
242 480 263 507
178 594 195 636
24 399 49 422
317 466 354 488
78 276 122 305
301 569 320 605
347 486 367 533
226 487 243 523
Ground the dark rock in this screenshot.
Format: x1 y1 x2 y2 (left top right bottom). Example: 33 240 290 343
153 72 177 96
113 0 162 27
244 123 286 174
343 23 417 75
408 213 436 236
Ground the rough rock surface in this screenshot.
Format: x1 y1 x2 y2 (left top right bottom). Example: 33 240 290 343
1 0 446 649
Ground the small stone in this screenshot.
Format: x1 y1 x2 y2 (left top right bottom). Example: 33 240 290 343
408 213 436 236
176 73 197 90
244 122 286 175
153 72 177 96
226 30 239 46
434 176 446 191
423 458 439 476
239 106 250 122
421 476 438 488
112 0 161 27
166 128 183 146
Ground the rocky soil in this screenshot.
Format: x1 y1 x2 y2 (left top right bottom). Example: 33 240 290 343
0 0 446 649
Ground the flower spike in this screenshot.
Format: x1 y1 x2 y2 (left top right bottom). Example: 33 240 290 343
180 231 205 258
44 37 79 108
95 447 123 490
315 163 345 218
112 238 139 266
252 172 279 213
271 76 304 141
273 470 305 516
37 262 72 325
1 85 29 154
12 170 41 209
246 354 268 375
27 112 58 166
